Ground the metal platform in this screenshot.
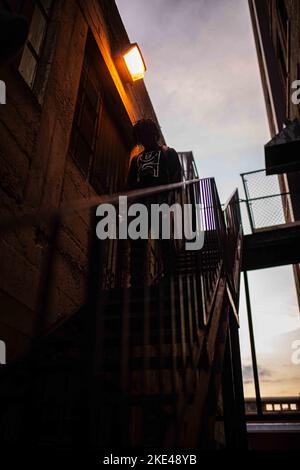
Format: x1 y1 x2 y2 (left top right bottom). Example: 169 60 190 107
242 221 300 271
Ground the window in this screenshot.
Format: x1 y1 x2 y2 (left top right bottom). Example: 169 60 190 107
69 34 131 195
266 404 273 411
0 0 55 102
70 50 103 180
281 404 289 410
290 403 297 411
274 404 281 411
18 0 54 89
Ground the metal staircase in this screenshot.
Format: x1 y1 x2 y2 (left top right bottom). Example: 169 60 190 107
0 177 247 450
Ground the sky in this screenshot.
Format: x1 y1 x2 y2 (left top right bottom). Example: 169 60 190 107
116 0 300 398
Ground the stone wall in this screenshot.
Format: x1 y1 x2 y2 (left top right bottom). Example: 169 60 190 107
0 0 160 360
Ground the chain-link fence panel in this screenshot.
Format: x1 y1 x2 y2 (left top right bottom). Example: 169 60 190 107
241 170 288 230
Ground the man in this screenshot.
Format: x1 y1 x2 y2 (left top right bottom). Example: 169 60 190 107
127 118 182 286
127 119 182 190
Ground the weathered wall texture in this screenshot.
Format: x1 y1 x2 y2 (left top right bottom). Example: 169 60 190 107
249 0 300 310
0 0 160 361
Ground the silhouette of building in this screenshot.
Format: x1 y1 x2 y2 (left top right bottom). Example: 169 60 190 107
248 0 300 308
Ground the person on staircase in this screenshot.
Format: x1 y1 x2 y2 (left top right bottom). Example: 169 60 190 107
127 118 182 287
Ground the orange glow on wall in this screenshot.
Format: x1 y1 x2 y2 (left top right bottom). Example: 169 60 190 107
123 43 146 81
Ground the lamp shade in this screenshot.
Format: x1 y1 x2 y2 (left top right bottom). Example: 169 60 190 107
123 43 146 81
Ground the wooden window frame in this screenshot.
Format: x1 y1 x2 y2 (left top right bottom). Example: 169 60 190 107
69 45 103 183
18 0 54 91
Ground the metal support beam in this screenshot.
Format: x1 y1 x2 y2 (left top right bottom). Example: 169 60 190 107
243 271 263 416
242 222 300 271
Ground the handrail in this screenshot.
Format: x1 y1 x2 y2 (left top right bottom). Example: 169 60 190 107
175 187 244 447
240 159 300 176
241 166 300 230
0 173 246 448
223 187 239 210
243 191 293 203
0 178 201 233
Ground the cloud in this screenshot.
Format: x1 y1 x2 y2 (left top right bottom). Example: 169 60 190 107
117 0 269 202
242 352 300 396
242 365 254 384
116 0 300 398
242 364 273 384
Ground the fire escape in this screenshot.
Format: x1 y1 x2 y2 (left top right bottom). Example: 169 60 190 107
240 121 300 448
0 156 247 450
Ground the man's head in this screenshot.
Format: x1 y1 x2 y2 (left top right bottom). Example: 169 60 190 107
133 118 160 149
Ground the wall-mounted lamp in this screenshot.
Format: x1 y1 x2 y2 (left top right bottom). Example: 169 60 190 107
123 43 146 82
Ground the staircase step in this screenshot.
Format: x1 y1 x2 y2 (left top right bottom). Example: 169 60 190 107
100 354 191 371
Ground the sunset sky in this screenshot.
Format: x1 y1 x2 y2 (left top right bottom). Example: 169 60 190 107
117 0 300 398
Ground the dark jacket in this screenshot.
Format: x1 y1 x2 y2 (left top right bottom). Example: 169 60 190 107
127 145 182 190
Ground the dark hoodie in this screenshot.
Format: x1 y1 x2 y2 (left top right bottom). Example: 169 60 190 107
127 145 182 190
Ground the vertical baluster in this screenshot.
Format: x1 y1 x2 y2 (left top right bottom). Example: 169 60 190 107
119 285 131 445
186 275 194 353
143 284 150 394
158 280 165 394
170 275 178 394
178 274 186 391
82 207 105 447
23 214 61 446
120 287 130 393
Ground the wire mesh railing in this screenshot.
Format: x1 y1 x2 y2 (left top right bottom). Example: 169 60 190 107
241 169 299 231
224 189 243 292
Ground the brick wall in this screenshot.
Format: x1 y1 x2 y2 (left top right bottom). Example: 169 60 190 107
0 0 160 360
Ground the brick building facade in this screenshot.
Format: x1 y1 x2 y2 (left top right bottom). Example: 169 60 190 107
0 0 160 362
248 0 300 308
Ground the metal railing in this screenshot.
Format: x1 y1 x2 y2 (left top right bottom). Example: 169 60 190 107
241 169 300 231
224 189 243 288
92 178 229 447
245 397 300 417
0 177 244 448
